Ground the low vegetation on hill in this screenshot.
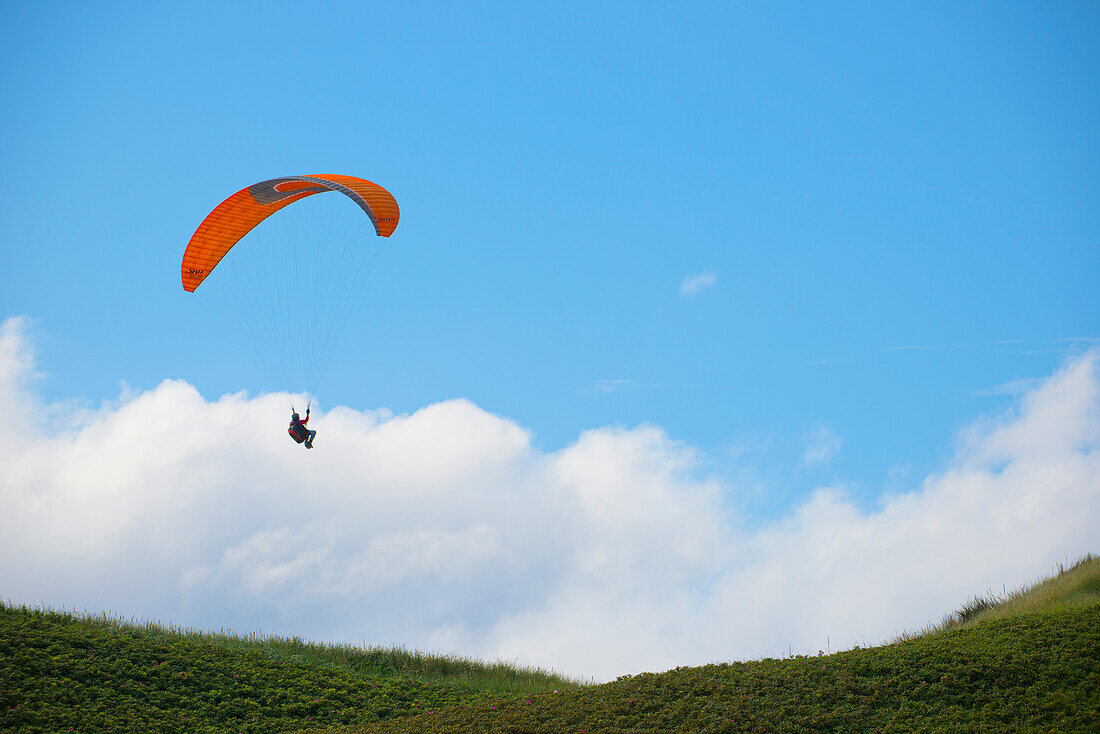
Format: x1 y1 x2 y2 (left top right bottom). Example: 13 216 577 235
0 608 575 733
2 555 1096 733
913 553 1100 634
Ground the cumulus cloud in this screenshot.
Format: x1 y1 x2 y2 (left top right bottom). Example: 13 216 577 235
802 425 842 466
1 316 1098 681
679 271 716 296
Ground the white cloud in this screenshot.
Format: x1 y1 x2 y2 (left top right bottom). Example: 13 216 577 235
679 271 716 296
1 316 1098 681
806 357 859 366
975 377 1044 398
581 379 637 394
884 344 952 352
802 425 842 466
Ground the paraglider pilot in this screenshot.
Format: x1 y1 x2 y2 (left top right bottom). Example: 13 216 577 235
289 407 316 449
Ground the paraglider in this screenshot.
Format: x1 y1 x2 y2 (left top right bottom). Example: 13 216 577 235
181 175 399 292
181 175 400 447
288 406 315 448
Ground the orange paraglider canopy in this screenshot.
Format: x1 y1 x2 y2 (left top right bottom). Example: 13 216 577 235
181 174 399 292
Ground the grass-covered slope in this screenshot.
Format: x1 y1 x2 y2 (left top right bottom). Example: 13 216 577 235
2 556 1097 733
329 556 1100 734
920 553 1100 633
331 605 1099 733
0 606 575 733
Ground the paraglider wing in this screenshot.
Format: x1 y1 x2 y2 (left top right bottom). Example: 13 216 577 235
181 174 400 292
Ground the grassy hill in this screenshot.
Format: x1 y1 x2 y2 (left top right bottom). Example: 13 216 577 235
0 608 576 733
913 553 1100 634
337 557 1100 733
2 555 1097 733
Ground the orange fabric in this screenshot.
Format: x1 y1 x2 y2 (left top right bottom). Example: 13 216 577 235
181 175 399 292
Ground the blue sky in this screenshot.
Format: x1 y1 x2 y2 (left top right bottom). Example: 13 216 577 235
3 0 1098 517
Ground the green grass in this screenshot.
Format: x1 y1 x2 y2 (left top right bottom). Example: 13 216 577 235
328 606 1100 733
2 555 1097 733
325 555 1100 733
0 604 576 733
913 553 1100 635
